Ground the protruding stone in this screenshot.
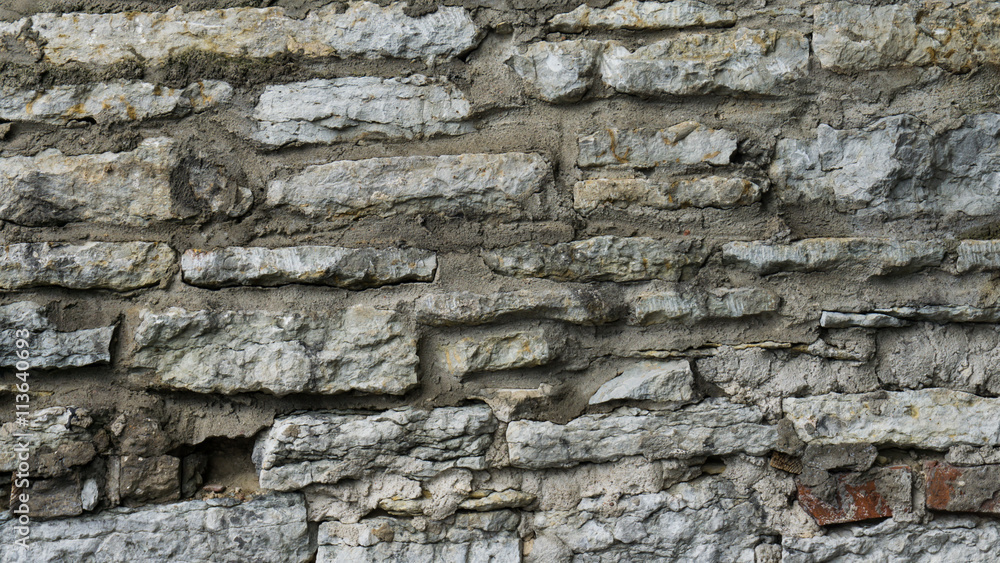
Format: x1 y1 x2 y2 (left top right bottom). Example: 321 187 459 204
601 29 809 96
0 302 114 369
0 242 175 291
550 0 736 32
413 287 624 326
579 122 737 168
252 76 472 146
0 80 231 124
132 306 418 396
181 246 436 289
507 40 604 103
874 305 1000 324
796 466 912 525
0 407 94 477
820 312 909 329
722 238 945 276
0 494 311 562
484 236 706 282
507 399 776 469
629 286 780 325
254 406 497 491
574 176 764 214
588 359 698 404
784 389 1000 449
956 240 1000 274
24 3 481 65
266 153 548 221
438 328 559 377
0 138 251 226
925 461 1000 514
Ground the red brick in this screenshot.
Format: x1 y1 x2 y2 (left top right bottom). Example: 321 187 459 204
796 466 912 525
925 461 1000 514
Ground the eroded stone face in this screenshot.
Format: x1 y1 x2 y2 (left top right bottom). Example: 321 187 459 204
550 0 737 32
579 122 737 168
0 242 175 291
796 466 913 525
0 302 113 369
629 286 780 325
131 306 418 396
0 407 95 477
252 76 473 146
181 246 437 289
722 238 946 276
925 461 1000 514
254 406 497 490
413 287 625 326
21 2 480 65
0 494 311 563
265 153 548 221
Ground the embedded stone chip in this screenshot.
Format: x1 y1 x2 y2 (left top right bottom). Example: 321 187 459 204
506 40 605 103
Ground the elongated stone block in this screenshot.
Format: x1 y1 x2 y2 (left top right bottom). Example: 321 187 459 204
181 246 436 289
253 406 497 490
783 389 1000 449
0 137 250 227
873 305 1000 323
252 76 472 146
132 306 418 396
266 153 548 221
0 302 113 369
550 0 736 32
0 494 311 563
414 287 624 326
579 122 737 168
630 286 780 325
820 312 909 329
722 238 945 275
484 236 706 282
574 176 764 214
17 2 480 65
0 80 230 124
507 399 776 469
0 242 174 291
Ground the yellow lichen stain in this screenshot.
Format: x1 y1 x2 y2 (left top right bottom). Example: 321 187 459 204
702 151 720 162
606 129 631 163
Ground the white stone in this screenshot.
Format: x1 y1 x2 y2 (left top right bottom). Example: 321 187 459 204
579 122 737 168
439 328 558 377
589 359 698 404
506 40 605 103
722 238 946 275
820 311 909 328
0 242 175 291
550 0 736 32
0 302 113 369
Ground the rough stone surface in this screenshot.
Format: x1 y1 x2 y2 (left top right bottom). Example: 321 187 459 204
438 328 558 377
254 406 497 490
132 306 418 396
550 0 736 32
0 301 113 369
574 176 764 214
484 236 706 282
181 246 436 289
782 516 1000 562
722 238 945 276
629 286 780 325
796 466 913 525
588 359 698 404
0 407 95 477
925 461 1000 514
0 242 174 291
820 311 909 329
507 399 776 469
318 511 520 563
601 29 809 96
116 455 182 505
21 3 480 65
252 76 472 146
784 389 1000 449
947 446 1000 466
507 40 605 103
873 305 1000 324
875 324 1000 394
957 240 1000 273
266 152 548 221
0 80 231 124
579 122 737 168
0 137 250 227
0 494 311 563
413 287 624 326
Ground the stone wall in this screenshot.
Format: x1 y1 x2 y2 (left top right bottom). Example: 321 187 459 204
2 0 1000 561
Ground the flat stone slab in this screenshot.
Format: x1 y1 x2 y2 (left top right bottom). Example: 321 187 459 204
574 176 764 214
413 287 624 326
722 238 945 276
550 0 736 32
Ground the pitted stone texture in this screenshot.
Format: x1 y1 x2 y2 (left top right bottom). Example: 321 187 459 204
439 328 559 377
600 28 809 96
24 2 480 65
813 1 1000 73
574 176 764 214
0 407 94 477
507 40 605 103
0 80 231 125
182 246 436 289
722 238 945 276
0 302 113 369
266 152 547 221
925 461 1000 514
0 242 175 291
525 478 772 562
957 240 1000 273
414 287 624 326
0 494 311 563
629 286 780 325
782 516 1000 562
507 399 776 469
318 511 520 563
132 306 417 396
254 406 497 491
550 0 736 32
484 236 706 282
876 324 1000 394
589 359 698 405
820 312 909 329
252 76 472 146
579 122 737 168
784 389 1000 449
0 137 250 227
